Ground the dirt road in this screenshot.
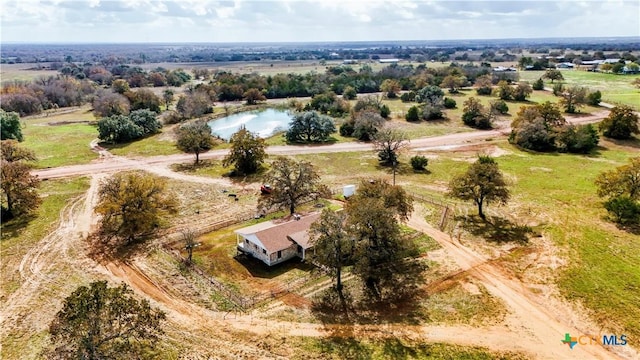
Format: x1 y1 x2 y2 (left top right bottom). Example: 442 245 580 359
32 110 610 180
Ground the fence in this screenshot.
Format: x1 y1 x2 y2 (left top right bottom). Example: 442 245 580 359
408 191 458 231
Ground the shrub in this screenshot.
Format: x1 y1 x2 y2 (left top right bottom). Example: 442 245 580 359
380 104 391 118
603 196 640 225
555 124 599 154
443 97 457 109
532 78 544 91
410 155 429 171
587 90 602 106
342 86 357 100
400 91 416 102
339 121 355 137
552 83 564 96
405 106 420 122
490 100 509 115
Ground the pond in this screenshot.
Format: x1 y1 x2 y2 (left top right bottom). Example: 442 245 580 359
208 108 293 140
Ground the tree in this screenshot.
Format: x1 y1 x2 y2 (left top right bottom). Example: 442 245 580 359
372 128 409 167
496 80 513 100
49 281 166 359
542 69 564 83
95 172 177 246
92 91 130 118
410 155 429 171
181 229 199 266
344 110 385 141
595 157 640 200
448 155 510 219
176 92 213 119
474 74 493 95
222 126 267 175
128 109 162 136
111 79 130 94
599 105 639 140
405 105 420 122
415 85 445 120
443 97 457 109
344 180 419 301
489 100 509 115
512 82 533 101
285 111 336 143
259 157 328 215
462 97 492 129
555 124 599 154
559 86 587 113
163 89 174 109
243 88 266 105
342 86 357 100
532 78 544 91
126 88 161 113
0 110 23 141
309 209 349 297
176 120 216 164
586 90 602 106
97 115 143 143
596 157 640 225
440 75 466 93
380 79 401 98
1 142 40 221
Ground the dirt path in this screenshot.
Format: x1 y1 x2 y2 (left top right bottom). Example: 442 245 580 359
407 204 635 360
32 110 610 181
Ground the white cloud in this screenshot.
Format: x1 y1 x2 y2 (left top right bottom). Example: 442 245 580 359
0 0 638 43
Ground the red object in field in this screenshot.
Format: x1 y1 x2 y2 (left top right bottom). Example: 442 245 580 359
260 184 272 195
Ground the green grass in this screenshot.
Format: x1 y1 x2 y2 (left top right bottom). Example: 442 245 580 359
21 123 98 168
104 131 182 157
519 70 640 109
289 338 529 360
0 177 90 298
415 140 640 339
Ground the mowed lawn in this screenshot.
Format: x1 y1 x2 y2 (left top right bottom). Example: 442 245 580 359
519 70 640 109
22 123 98 168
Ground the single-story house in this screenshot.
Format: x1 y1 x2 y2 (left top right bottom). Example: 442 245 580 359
235 213 321 266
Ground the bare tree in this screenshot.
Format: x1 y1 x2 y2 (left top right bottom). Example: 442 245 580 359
181 229 200 266
373 128 409 167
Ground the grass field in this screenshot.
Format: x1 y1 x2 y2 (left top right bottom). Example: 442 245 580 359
22 123 98 168
104 131 182 157
0 63 59 83
289 338 528 360
519 69 640 109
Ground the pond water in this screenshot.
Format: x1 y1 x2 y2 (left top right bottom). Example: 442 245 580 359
208 108 293 140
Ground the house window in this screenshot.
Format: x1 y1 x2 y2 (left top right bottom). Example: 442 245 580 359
262 249 266 254
277 250 282 259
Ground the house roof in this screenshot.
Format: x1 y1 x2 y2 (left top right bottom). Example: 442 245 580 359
235 213 321 253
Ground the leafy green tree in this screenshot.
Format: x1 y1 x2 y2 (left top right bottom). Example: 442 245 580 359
343 110 385 141
448 155 510 219
309 209 349 297
243 88 266 105
95 172 177 246
222 126 267 175
599 105 640 140
1 141 40 221
462 97 492 129
415 86 444 120
440 75 466 93
542 69 564 83
410 155 429 171
380 79 401 98
0 110 23 141
129 109 162 135
595 157 640 200
162 89 174 109
603 196 640 225
405 105 420 122
496 80 513 100
373 128 409 167
532 78 544 91
97 115 143 143
345 180 419 301
307 91 349 116
48 281 166 360
443 97 457 109
176 120 216 164
259 157 328 215
342 86 357 100
490 100 509 115
111 79 130 94
587 90 602 106
285 111 336 143
559 86 587 113
555 124 599 154
510 118 556 152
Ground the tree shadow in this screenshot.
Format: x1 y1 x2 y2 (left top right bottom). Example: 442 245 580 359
374 162 414 176
603 136 640 149
172 159 216 172
223 166 268 185
457 215 532 244
0 214 37 241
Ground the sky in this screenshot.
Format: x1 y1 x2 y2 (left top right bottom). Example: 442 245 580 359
1 0 639 43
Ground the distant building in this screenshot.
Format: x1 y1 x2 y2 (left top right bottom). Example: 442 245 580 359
379 58 400 64
493 66 517 72
343 59 358 64
235 213 320 266
556 62 575 69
